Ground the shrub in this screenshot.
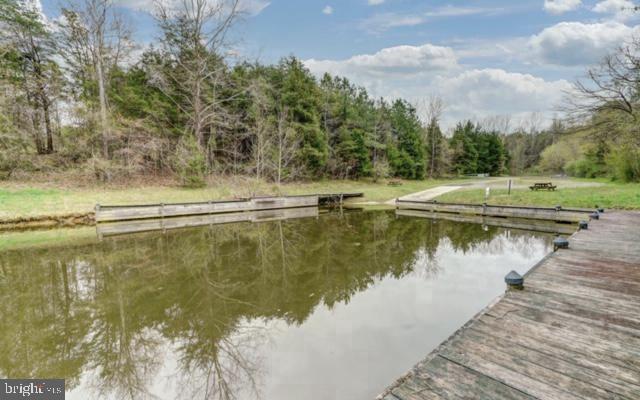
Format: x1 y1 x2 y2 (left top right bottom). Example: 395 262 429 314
564 158 602 178
372 159 390 182
538 141 577 174
173 136 207 188
0 115 30 179
88 156 131 182
607 145 640 182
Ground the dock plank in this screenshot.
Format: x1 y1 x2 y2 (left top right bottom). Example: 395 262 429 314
378 211 640 400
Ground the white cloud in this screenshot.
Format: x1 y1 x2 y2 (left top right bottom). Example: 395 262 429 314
304 44 569 130
529 21 638 66
359 12 424 33
592 0 636 21
543 0 582 14
425 6 504 17
240 0 271 16
436 69 571 125
322 5 334 15
360 6 508 33
305 44 458 77
368 0 385 5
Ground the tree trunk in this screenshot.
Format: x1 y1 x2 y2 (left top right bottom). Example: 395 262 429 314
430 138 436 178
41 92 54 153
95 50 109 159
29 99 45 154
194 76 204 147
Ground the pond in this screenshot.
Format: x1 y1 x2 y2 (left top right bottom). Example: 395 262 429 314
0 210 553 400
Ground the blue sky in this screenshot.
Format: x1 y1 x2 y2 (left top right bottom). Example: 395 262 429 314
40 0 640 129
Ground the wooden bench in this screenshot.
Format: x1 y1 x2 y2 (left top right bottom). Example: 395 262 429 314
529 182 557 191
388 179 403 187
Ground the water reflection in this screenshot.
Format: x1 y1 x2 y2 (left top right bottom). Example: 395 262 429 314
0 211 553 399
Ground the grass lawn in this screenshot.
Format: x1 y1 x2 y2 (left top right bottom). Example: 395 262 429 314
435 181 640 210
0 177 456 220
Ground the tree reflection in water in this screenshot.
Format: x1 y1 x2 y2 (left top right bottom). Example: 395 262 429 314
0 210 552 399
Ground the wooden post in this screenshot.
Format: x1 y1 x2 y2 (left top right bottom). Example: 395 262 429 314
95 203 103 241
508 179 512 195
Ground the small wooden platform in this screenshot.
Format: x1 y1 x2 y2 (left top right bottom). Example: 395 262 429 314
396 200 591 223
396 209 576 235
96 207 319 238
95 193 363 222
378 211 640 400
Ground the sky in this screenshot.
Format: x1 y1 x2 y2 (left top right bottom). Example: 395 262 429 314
39 0 640 130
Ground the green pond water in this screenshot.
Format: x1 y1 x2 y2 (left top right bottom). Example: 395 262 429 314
0 210 554 399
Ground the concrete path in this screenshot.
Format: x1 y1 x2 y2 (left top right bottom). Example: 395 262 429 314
384 185 463 205
358 177 602 207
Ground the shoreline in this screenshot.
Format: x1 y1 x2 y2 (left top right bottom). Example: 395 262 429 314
0 212 95 231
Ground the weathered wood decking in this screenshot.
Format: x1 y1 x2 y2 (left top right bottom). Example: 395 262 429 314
379 211 640 400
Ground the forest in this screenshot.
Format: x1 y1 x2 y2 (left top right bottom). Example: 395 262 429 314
0 0 638 186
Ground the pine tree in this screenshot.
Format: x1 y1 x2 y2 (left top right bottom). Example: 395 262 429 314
388 99 425 179
278 57 328 178
450 121 478 175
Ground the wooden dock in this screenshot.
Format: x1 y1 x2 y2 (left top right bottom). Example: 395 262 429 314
96 206 319 237
396 200 591 223
396 209 577 235
378 210 640 400
95 193 362 222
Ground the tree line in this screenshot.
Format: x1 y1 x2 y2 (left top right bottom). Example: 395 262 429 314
0 0 513 186
3 0 634 185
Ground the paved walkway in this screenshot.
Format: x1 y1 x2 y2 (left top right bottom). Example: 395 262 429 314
385 186 463 205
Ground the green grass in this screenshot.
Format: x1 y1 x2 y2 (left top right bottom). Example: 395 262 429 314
0 178 455 220
3 176 636 220
435 182 640 210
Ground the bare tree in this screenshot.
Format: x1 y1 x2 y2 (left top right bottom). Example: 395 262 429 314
57 0 132 159
419 95 446 178
248 78 272 180
423 95 445 124
154 0 242 166
566 37 640 123
481 115 512 134
517 111 544 134
275 106 298 185
0 0 59 154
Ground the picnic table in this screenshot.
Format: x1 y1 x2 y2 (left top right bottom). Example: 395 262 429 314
529 182 557 191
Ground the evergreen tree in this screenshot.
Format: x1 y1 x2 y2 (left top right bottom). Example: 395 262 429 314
388 99 425 179
449 121 478 175
277 57 328 178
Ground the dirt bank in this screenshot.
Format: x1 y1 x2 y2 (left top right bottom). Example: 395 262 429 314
0 213 95 231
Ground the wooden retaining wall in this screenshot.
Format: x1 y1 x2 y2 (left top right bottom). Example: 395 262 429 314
97 206 319 238
396 209 577 235
396 200 591 223
95 195 319 222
